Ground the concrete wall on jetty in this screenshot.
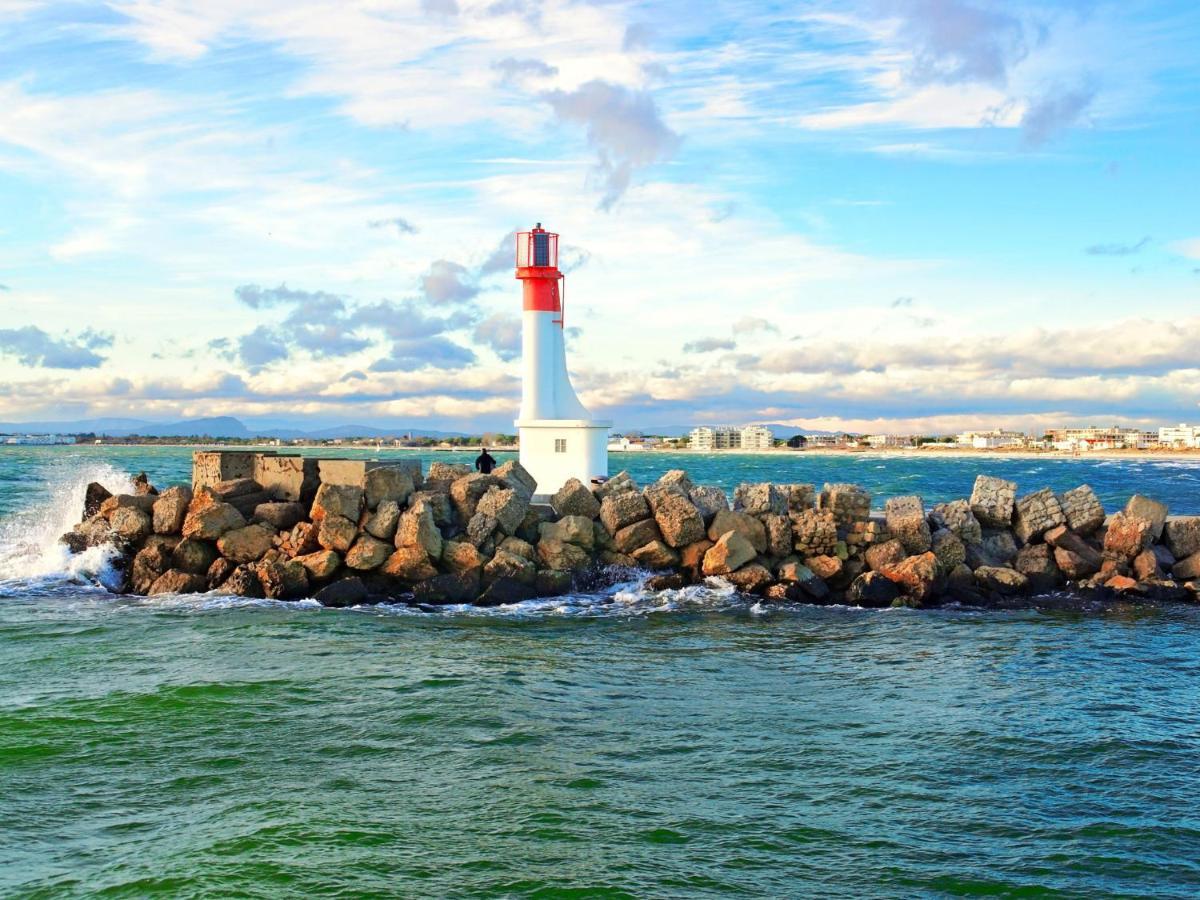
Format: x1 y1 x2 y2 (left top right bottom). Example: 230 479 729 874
61 451 1200 609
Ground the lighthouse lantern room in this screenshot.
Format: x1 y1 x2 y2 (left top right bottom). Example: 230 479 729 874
514 224 610 502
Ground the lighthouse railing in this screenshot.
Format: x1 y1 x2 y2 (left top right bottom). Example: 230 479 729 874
516 230 558 269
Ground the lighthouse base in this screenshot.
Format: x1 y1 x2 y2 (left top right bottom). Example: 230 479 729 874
515 419 611 503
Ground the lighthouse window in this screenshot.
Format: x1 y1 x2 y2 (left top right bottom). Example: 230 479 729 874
554 439 567 453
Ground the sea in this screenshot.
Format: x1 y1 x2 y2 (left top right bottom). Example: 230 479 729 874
2 445 1199 897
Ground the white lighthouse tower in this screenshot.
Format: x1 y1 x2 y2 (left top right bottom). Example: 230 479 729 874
514 224 610 502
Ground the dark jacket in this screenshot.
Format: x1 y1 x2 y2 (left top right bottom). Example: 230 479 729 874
475 450 496 474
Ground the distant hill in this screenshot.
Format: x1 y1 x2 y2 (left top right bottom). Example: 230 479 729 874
0 416 469 440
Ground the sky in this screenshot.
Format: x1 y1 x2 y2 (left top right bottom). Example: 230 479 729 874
1 0 1198 435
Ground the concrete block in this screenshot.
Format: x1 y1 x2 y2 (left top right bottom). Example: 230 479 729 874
254 454 320 504
193 450 273 490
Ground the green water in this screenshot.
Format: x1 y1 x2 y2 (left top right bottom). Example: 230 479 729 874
2 446 1200 896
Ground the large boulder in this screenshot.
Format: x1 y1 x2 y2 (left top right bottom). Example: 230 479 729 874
364 500 402 542
296 549 341 580
281 521 319 558
498 535 535 561
255 558 309 600
969 475 1017 529
966 530 1018 569
214 564 264 598
314 577 368 608
688 485 729 523
656 470 694 494
1012 488 1066 544
1059 485 1106 535
707 509 766 554
805 554 842 582
449 473 503 523
413 570 481 605
1103 512 1154 562
494 459 537 499
148 569 207 596
631 540 680 570
182 498 245 542
817 483 871 526
612 518 663 554
600 491 651 535
478 576 538 606
791 509 838 557
172 538 219 575
733 483 786 517
345 535 392 571
311 483 363 523
539 515 594 549
83 482 113 519
217 523 277 564
475 486 529 536
762 514 792 558
364 467 414 509
253 501 306 532
110 506 153 542
1125 495 1168 541
880 552 939 603
131 544 172 594
702 530 756 576
317 514 358 553
974 566 1029 595
100 493 156 520
865 539 907 572
381 547 438 581
441 540 486 573
466 512 499 548
726 563 773 594
650 490 705 548
484 549 537 586
396 501 443 559
784 483 816 513
551 478 601 519
1015 543 1061 591
409 491 453 526
207 556 235 590
884 496 931 555
847 571 900 608
930 529 966 575
537 537 591 571
426 461 472 490
929 499 982 545
1172 552 1200 582
1164 518 1200 560
152 486 192 534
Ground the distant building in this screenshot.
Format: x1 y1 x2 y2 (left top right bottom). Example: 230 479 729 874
689 425 775 451
866 434 914 449
1048 426 1157 451
608 436 650 452
2 434 74 445
1159 424 1200 449
805 435 845 448
955 429 1028 449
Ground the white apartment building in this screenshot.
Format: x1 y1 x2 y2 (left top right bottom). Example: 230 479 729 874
1049 426 1157 451
866 434 914 448
955 429 1028 449
689 425 775 451
1159 424 1200 449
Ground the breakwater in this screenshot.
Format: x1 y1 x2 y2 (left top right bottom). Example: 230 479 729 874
57 449 1200 608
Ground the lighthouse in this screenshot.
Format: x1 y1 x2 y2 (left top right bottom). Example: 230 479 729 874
514 224 610 501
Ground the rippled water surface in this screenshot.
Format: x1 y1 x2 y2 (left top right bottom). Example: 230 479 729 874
2 446 1200 896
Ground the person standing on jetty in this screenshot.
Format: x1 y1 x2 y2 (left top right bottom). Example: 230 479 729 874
475 447 496 474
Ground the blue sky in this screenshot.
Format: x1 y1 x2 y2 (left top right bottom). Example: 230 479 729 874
1 0 1198 434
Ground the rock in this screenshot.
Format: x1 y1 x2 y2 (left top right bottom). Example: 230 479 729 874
645 572 689 592
484 549 537 586
498 536 536 561
791 509 838 557
966 530 1018 569
1104 574 1142 594
475 486 529 535
648 490 705 549
762 581 803 603
413 570 480 604
317 514 358 553
208 478 262 502
256 558 309 600
679 539 714 578
345 535 392 571
733 483 786 516
217 523 277 564
726 563 773 594
215 564 264 598
847 571 900 608
1125 495 1168 541
537 537 591 572
1172 552 1200 582
253 501 306 531
1132 549 1162 581
930 529 966 575
395 502 443 559
865 539 907 572
632 540 680 569
466 512 499 548
130 544 172 594
364 500 402 541
600 491 651 535
281 521 320 557
148 569 207 595
536 569 573 596
1059 485 1106 535
364 467 414 509
1153 544 1177 570
656 469 694 493
1012 488 1066 544
1054 546 1102 580
100 493 156 519
83 482 112 519
880 552 939 603
110 506 152 542
409 491 453 526
206 556 235 590
152 485 192 534
314 577 368 608
426 461 472 489
131 472 157 495
172 538 219 575
1103 512 1154 561
494 459 537 499
805 554 842 581
974 566 1028 594
449 473 503 523
688 485 729 523
550 478 601 519
1015 543 1061 590
181 500 245 542
818 483 871 526
707 509 766 554
1164 518 1200 560
74 515 115 549
539 515 594 549
296 549 341 580
762 514 792 558
702 531 756 576
929 499 983 545
311 483 363 523
382 547 438 581
613 518 663 554
442 540 486 573
969 475 1017 529
254 454 320 504
594 470 636 501
884 496 931 554
477 576 538 606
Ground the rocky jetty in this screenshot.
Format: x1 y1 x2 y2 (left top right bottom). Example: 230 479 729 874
61 453 1200 609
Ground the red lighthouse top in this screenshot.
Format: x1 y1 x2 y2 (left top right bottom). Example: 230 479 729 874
515 223 563 316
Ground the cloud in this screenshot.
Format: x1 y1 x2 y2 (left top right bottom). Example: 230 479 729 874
368 216 418 236
1169 238 1200 260
232 283 371 360
420 259 479 305
622 23 654 52
370 336 476 371
542 80 681 209
683 337 737 353
420 0 458 16
0 326 110 368
1085 237 1150 256
473 313 522 361
478 230 517 276
890 296 915 307
234 283 343 310
1021 82 1096 147
491 57 558 84
350 299 475 340
878 0 1027 86
731 317 779 336
0 284 9 292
